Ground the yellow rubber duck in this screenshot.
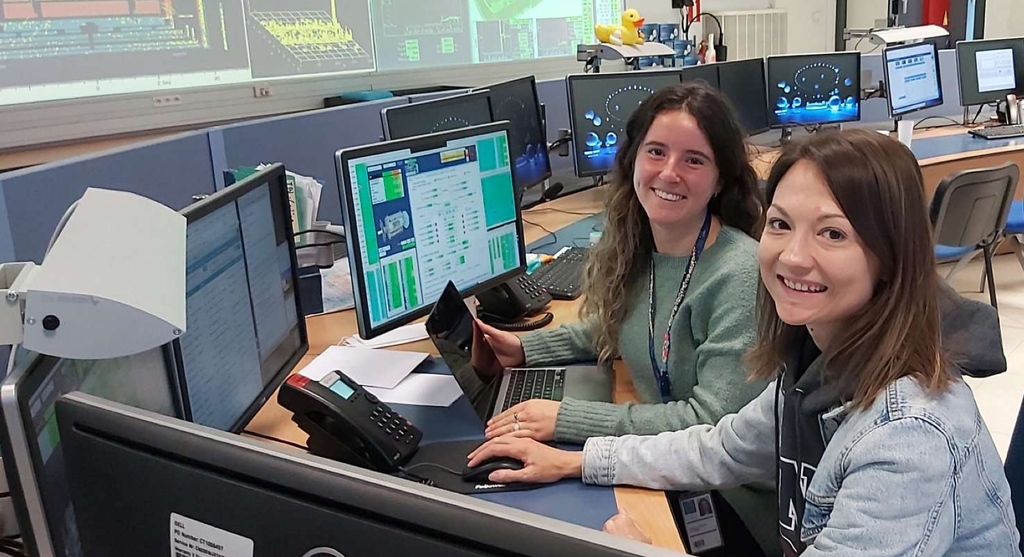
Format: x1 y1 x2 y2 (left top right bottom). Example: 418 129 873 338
594 9 646 47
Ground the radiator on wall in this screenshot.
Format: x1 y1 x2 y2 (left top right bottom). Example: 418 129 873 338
715 9 788 60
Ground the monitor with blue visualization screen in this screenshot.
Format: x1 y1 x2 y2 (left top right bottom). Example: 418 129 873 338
336 122 525 340
885 41 943 117
767 51 862 127
175 164 308 432
567 69 682 178
473 75 552 194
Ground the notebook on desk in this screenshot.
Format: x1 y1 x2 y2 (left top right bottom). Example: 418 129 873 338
425 281 612 422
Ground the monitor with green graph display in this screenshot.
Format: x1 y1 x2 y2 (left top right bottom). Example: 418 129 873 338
336 122 525 340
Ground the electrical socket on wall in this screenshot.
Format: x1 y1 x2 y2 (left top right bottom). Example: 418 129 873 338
253 85 273 98
152 94 182 108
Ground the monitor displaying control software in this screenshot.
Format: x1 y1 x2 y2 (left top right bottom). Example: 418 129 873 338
885 41 944 117
381 91 494 140
336 122 525 340
767 51 862 127
176 164 308 432
0 347 182 557
567 69 682 178
473 76 552 193
956 37 1024 106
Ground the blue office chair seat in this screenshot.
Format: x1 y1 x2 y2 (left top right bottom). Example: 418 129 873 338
1007 200 1024 234
935 244 976 260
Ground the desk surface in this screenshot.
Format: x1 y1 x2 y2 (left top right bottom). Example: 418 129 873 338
246 186 686 552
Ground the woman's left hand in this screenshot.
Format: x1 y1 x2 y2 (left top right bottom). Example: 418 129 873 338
485 399 561 441
602 508 652 544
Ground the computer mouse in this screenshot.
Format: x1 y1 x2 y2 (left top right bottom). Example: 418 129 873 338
461 457 525 483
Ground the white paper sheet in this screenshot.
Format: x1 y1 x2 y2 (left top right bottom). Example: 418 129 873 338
342 323 429 349
298 346 428 389
365 374 462 407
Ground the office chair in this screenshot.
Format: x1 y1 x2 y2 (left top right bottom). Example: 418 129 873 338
931 162 1019 308
1003 200 1024 275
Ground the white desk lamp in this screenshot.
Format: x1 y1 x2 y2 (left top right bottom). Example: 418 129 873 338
0 188 186 362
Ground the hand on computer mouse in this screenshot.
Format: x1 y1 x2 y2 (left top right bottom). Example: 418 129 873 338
466 430 582 484
475 319 526 367
485 399 560 441
603 507 652 545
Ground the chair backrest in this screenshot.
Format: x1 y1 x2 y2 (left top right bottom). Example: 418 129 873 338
930 162 1020 248
1004 394 1024 552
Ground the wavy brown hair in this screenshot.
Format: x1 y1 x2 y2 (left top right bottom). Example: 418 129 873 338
580 81 764 362
747 129 951 408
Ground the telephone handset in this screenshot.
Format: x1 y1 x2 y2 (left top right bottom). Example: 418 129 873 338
278 370 422 472
476 273 552 323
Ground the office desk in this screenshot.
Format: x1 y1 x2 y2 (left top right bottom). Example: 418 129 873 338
247 187 686 552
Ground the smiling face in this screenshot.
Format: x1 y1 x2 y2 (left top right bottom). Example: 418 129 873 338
632 109 720 245
758 159 880 349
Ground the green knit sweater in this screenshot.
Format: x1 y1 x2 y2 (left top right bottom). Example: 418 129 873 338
520 225 767 443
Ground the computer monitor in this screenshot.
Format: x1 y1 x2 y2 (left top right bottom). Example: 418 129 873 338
956 37 1024 106
679 64 720 88
176 164 308 432
567 69 683 178
0 346 182 557
382 91 494 140
335 122 525 340
766 51 862 127
718 58 771 135
55 393 666 557
473 76 552 194
884 41 944 117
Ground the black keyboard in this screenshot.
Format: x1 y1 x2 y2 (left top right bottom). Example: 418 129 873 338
969 125 1024 140
501 368 565 410
529 247 590 300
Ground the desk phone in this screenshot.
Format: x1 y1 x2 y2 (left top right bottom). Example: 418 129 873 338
279 371 423 472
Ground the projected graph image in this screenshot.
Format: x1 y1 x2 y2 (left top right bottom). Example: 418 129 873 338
245 0 373 78
0 0 248 92
371 0 471 69
1 0 213 60
535 0 619 58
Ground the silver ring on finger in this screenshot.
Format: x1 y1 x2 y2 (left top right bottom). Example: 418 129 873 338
513 421 521 432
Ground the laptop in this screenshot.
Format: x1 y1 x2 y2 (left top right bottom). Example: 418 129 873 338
425 280 613 421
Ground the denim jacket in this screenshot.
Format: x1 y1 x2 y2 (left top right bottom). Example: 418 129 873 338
582 375 1021 556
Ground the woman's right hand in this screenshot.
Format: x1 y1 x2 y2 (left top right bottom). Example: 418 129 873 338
475 319 526 368
467 430 583 484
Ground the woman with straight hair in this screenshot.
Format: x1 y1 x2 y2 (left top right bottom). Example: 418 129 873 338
469 129 1019 556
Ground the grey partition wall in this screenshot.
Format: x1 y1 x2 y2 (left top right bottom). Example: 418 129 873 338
0 130 217 263
211 96 409 225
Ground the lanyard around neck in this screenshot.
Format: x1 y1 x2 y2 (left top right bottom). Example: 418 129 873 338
647 210 713 402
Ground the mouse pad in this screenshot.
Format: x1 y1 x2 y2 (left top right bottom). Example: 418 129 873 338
404 439 550 495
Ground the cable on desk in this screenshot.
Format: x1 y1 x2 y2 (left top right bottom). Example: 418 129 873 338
242 429 309 452
403 462 464 477
523 218 557 250
523 207 596 217
294 229 345 240
913 116 965 130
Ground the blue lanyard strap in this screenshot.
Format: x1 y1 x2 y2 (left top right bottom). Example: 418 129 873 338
647 210 712 402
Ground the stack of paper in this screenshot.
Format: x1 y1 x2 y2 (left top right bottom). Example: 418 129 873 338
297 345 460 407
341 323 429 349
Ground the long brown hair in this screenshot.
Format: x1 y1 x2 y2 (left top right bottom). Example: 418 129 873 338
581 81 763 362
748 129 951 408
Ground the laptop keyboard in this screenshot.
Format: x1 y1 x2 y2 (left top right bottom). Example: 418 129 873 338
501 368 566 411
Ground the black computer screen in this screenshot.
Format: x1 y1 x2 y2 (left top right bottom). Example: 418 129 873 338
679 64 720 88
956 38 1024 106
567 70 682 178
478 76 552 192
383 91 494 140
718 58 771 135
175 165 307 432
1 347 180 557
767 52 861 127
57 393 660 557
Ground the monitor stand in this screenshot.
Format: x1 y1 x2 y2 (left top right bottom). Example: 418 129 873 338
779 126 794 146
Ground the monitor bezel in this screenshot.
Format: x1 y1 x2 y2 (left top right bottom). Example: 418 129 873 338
955 37 1024 107
335 121 527 341
715 57 772 136
472 75 553 192
0 345 183 557
883 41 945 118
678 63 721 89
174 164 309 433
381 90 494 141
565 68 684 178
765 51 863 129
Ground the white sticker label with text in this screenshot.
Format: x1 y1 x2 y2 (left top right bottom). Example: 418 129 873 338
170 513 254 557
